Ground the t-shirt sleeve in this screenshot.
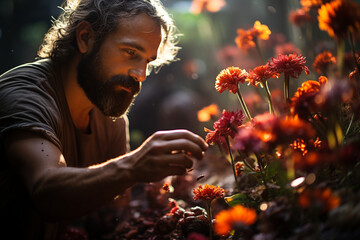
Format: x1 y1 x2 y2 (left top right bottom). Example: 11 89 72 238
0 74 62 151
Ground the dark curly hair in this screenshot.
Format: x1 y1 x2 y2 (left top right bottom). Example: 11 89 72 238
38 0 180 73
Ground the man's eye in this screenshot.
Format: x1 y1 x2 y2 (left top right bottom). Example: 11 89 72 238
124 49 136 56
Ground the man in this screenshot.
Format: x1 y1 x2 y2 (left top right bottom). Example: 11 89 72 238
0 0 208 239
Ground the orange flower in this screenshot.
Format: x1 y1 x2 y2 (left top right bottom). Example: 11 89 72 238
193 184 225 201
162 183 170 192
290 76 328 119
235 21 271 53
215 67 248 93
291 138 308 156
289 8 314 26
214 205 257 235
235 162 244 176
250 20 271 40
298 188 340 211
313 51 336 74
318 0 360 39
190 0 226 14
300 0 324 10
197 104 220 122
246 63 280 86
235 29 256 53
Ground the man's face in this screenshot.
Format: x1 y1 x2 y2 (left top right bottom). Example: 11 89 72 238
77 13 162 118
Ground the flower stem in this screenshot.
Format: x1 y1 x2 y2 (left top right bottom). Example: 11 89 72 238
263 81 275 114
254 152 269 193
236 88 252 121
345 113 354 137
284 74 290 103
337 39 345 77
206 201 214 240
226 136 241 193
255 38 265 65
348 32 360 73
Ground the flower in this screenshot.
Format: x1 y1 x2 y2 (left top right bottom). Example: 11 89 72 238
235 29 256 53
298 188 340 211
197 104 220 122
235 21 271 53
300 0 325 10
250 20 271 40
232 125 268 154
205 109 245 145
214 205 257 235
193 184 225 201
235 162 245 176
313 51 336 74
215 67 248 93
269 54 310 78
162 183 170 192
190 0 226 14
246 63 279 86
289 8 314 26
290 77 328 119
274 42 301 56
318 0 360 39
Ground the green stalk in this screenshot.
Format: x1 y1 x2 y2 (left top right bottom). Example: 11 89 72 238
206 201 214 240
337 39 345 78
263 81 275 114
348 32 360 73
226 136 241 193
284 74 290 103
345 113 355 137
236 88 252 121
255 38 265 65
254 152 269 193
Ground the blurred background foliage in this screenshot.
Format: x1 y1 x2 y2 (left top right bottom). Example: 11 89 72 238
1 0 358 149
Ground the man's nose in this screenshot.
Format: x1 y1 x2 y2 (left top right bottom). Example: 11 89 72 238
129 66 146 82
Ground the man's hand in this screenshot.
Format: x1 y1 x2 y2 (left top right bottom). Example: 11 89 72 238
119 129 208 183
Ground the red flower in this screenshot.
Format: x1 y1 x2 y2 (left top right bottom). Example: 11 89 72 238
269 54 310 78
246 63 280 86
205 109 245 145
193 184 225 201
289 8 314 26
215 67 248 94
313 51 336 74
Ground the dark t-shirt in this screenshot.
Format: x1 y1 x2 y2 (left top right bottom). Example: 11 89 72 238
0 59 130 239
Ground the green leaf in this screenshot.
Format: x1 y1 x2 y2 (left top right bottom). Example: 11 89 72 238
224 193 257 208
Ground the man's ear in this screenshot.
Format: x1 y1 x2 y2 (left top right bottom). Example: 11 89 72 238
76 21 95 54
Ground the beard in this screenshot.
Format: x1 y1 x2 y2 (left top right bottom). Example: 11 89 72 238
77 48 141 118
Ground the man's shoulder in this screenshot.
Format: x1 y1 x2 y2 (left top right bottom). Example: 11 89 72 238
0 59 57 85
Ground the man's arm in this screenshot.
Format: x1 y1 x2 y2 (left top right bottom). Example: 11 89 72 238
4 129 208 221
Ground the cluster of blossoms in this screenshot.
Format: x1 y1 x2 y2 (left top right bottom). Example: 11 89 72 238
190 0 360 239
